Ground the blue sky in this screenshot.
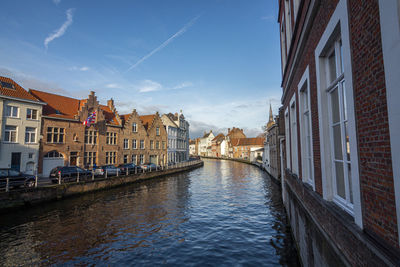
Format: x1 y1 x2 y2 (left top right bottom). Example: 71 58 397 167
0 0 282 138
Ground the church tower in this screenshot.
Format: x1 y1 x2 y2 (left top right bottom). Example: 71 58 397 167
267 103 275 129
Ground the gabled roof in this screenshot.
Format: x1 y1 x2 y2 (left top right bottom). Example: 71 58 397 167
29 89 80 119
140 114 156 130
0 76 42 102
212 133 225 142
29 89 120 125
203 131 213 138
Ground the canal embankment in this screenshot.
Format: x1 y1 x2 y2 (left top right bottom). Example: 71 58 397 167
0 160 203 213
200 156 280 184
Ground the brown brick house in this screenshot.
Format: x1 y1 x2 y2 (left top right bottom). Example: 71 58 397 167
120 111 167 166
211 133 225 157
230 137 264 160
29 90 123 177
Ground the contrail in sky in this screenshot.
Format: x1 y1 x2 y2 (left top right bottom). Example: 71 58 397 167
125 15 201 73
44 8 75 50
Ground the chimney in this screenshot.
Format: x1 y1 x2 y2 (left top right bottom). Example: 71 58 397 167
107 98 114 109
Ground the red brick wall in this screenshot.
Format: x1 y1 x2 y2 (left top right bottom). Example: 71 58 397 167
348 0 398 248
281 0 339 196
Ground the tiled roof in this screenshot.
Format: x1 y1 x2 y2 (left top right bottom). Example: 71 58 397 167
100 105 119 125
212 133 225 142
230 137 265 146
203 131 213 138
0 76 41 102
29 89 120 125
140 115 156 130
29 89 80 119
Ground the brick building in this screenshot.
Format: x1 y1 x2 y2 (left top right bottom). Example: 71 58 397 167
211 133 225 157
230 137 265 160
225 127 246 158
278 0 400 265
30 90 167 177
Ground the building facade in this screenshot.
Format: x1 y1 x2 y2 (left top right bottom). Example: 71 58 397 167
161 114 178 164
230 138 265 160
225 127 246 158
211 133 225 157
0 77 45 174
199 130 214 156
278 0 400 265
30 90 167 177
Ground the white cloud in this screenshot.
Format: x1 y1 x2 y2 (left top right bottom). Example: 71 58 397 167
44 8 75 50
70 66 89 71
106 83 119 88
125 15 201 72
173 81 193 90
138 80 162 93
53 0 61 5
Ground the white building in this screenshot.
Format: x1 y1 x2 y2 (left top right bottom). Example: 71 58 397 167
161 114 178 164
189 140 196 156
263 140 270 173
0 77 45 174
199 130 214 156
220 139 227 157
250 147 264 162
161 111 190 163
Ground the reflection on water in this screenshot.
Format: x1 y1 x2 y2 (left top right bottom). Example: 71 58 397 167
0 159 299 266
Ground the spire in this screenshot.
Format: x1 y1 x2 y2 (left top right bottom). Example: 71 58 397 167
267 102 275 129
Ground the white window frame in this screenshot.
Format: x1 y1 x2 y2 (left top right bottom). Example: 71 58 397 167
139 154 144 164
140 140 145 149
85 130 97 145
26 108 38 120
132 122 137 133
132 139 137 149
378 0 400 245
4 125 17 143
132 154 137 164
25 127 36 144
315 0 362 227
6 105 19 118
123 139 129 149
156 127 160 136
285 107 291 170
298 66 315 189
290 94 298 175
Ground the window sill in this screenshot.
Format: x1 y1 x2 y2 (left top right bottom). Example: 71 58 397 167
2 141 18 144
26 119 39 122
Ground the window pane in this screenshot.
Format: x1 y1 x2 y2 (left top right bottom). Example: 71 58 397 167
348 163 353 204
333 125 343 160
341 81 347 120
25 133 29 143
12 107 18 117
335 161 345 199
328 51 337 83
330 87 340 124
339 39 344 75
344 122 350 161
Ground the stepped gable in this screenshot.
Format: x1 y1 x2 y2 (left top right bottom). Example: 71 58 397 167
0 76 40 102
139 114 156 131
29 89 121 125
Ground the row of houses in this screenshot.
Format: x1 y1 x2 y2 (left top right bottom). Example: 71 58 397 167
189 127 265 161
273 0 400 265
0 76 189 177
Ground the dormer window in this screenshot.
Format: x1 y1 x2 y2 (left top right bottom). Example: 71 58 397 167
1 81 15 89
55 110 61 115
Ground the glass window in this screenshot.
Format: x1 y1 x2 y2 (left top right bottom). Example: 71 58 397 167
46 127 65 143
25 127 36 143
140 140 145 149
132 139 137 149
4 126 17 142
6 106 18 118
156 127 160 136
124 139 129 149
27 109 38 120
132 123 137 132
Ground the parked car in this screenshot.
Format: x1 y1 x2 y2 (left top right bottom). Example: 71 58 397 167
0 168 36 189
94 165 122 177
118 163 141 175
49 166 92 183
141 163 158 171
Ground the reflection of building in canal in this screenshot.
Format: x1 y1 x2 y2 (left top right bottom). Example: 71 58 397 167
0 175 191 265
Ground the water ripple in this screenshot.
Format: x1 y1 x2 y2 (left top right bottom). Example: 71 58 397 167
0 159 299 266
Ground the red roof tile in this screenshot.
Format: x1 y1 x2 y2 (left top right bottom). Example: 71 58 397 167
231 137 265 147
0 76 41 102
139 115 156 130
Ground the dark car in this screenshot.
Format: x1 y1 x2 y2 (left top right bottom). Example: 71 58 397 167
94 165 122 177
0 168 35 189
118 163 141 175
49 166 92 183
141 163 158 171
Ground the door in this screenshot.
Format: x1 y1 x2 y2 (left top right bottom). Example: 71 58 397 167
26 162 35 175
43 151 64 177
11 153 21 171
70 152 78 166
150 155 157 164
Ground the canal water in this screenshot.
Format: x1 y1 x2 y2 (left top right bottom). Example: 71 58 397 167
0 159 299 266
